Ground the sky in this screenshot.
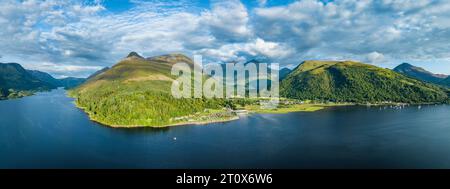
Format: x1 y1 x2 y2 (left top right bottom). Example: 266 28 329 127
1 0 450 78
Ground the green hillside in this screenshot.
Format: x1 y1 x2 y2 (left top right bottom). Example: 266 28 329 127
69 52 234 127
393 63 448 85
0 63 55 99
280 60 448 103
86 67 109 81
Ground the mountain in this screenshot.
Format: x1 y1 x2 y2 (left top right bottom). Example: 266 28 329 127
27 70 60 88
0 61 86 100
243 60 291 81
393 63 448 84
280 60 448 103
0 63 55 99
70 53 231 127
127 51 144 59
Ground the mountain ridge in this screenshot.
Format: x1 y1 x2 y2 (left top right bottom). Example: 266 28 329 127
27 69 86 89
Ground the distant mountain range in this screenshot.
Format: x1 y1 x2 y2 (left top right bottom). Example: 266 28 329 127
393 63 449 87
242 59 292 80
0 62 85 100
28 70 86 89
279 67 292 80
56 77 86 89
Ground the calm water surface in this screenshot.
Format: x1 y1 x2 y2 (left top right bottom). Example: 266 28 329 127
1 89 450 168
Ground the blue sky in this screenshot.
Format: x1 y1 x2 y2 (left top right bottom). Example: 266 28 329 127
1 0 450 78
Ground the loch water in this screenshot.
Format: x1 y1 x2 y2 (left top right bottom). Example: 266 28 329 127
1 89 449 168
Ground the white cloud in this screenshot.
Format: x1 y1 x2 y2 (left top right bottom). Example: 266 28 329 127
1 0 450 77
23 62 102 78
0 0 106 76
253 0 450 64
258 0 268 7
201 0 251 42
379 0 433 11
244 38 293 58
198 38 293 62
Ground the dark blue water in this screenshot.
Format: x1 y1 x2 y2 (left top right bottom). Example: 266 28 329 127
1 89 450 168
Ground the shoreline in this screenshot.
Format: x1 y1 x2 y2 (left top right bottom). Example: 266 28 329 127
71 99 241 128
72 101 449 128
108 116 241 128
0 88 55 101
